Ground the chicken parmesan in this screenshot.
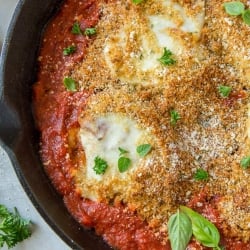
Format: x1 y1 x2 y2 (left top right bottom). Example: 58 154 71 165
33 0 250 249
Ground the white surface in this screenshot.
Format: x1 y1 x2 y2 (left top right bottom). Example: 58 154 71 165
0 1 71 249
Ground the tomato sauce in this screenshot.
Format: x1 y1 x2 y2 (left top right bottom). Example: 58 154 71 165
33 0 250 249
33 0 171 249
188 189 250 250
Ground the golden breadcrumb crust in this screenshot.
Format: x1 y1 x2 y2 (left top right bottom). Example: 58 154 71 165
67 0 250 242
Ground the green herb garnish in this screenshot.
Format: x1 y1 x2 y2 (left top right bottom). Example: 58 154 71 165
93 156 108 175
132 0 144 4
242 9 250 25
63 45 76 56
72 22 97 36
240 156 250 169
194 168 209 181
168 209 192 250
71 22 82 35
170 110 180 126
63 77 77 91
223 1 245 16
0 205 31 249
118 157 131 173
136 144 152 157
158 48 176 66
218 85 232 98
180 206 222 250
223 1 250 26
118 147 129 156
84 28 97 36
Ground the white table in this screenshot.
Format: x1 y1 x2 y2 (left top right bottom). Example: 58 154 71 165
0 1 70 249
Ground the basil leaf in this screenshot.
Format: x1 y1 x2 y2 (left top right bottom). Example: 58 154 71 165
168 209 192 250
63 77 77 91
132 0 143 4
136 144 152 157
240 156 250 169
242 9 250 26
93 156 108 175
118 157 131 173
223 1 245 16
180 206 220 248
118 147 129 156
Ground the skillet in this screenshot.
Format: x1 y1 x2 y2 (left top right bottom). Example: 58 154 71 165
0 0 111 249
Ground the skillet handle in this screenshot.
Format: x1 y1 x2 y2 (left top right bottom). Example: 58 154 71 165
0 98 21 147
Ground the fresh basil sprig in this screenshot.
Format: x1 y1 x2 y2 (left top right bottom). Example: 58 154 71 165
168 209 192 250
180 206 222 249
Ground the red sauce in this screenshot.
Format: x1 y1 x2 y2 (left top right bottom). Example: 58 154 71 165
33 0 250 249
188 189 250 250
65 192 170 250
33 0 170 249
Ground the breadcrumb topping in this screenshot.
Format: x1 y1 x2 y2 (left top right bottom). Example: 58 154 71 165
68 0 250 242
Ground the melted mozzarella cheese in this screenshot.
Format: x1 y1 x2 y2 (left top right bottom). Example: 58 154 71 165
80 114 142 180
103 0 205 85
78 113 153 201
149 0 205 54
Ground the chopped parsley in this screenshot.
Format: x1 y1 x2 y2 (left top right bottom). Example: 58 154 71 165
118 157 131 173
218 85 232 98
63 45 76 56
71 22 97 36
84 28 97 36
158 48 176 66
0 205 32 248
170 109 180 126
194 168 209 181
71 22 82 35
93 156 108 174
240 156 250 169
136 144 152 157
63 77 77 91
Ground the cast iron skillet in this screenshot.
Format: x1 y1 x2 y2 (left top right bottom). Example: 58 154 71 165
0 0 111 249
